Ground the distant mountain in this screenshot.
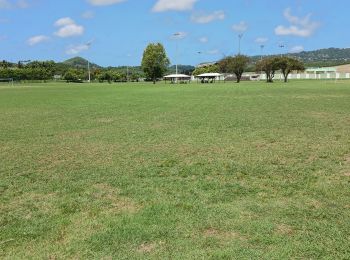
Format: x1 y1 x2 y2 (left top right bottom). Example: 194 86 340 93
62 57 102 69
251 48 350 67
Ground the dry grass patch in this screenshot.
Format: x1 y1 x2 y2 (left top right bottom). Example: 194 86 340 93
137 241 165 254
1 192 58 218
56 211 104 246
137 243 157 253
37 142 117 172
202 228 246 242
275 224 294 236
92 183 141 214
96 118 114 124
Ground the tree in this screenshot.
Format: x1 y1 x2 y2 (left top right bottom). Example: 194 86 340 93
277 57 305 82
256 57 281 83
219 55 249 83
141 43 170 84
192 64 219 76
64 69 83 83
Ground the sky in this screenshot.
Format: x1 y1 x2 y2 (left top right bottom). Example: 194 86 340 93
0 0 350 66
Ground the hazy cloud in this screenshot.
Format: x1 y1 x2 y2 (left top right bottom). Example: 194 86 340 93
0 0 11 9
290 45 304 53
66 43 91 55
152 0 197 12
16 0 29 8
82 10 95 19
199 37 208 43
191 10 225 24
207 49 219 55
170 31 188 40
27 35 50 46
275 8 319 37
87 0 126 6
255 37 268 44
0 0 30 9
232 21 248 33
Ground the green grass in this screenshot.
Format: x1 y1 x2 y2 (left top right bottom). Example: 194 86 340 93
1 81 350 259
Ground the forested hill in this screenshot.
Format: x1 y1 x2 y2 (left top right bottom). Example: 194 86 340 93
62 57 101 69
251 48 350 67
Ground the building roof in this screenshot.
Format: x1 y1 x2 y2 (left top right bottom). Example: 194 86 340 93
164 74 191 78
196 73 223 77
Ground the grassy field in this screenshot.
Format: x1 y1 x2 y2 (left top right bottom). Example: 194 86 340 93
1 81 350 259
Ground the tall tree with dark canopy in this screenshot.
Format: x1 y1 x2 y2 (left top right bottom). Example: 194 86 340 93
278 57 305 82
219 55 250 83
141 43 170 84
256 57 281 83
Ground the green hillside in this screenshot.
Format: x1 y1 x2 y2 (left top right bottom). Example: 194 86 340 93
62 57 101 69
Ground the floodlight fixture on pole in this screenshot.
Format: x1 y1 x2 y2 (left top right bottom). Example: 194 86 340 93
279 44 285 57
238 34 244 55
18 60 31 67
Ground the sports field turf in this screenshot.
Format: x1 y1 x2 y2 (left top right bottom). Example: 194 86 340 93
1 81 350 259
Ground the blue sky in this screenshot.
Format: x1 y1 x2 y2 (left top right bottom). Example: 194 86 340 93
0 0 350 66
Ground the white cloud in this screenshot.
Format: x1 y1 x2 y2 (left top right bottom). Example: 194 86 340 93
275 8 319 37
27 35 50 46
87 0 125 6
290 45 304 53
66 43 91 55
152 0 197 12
54 17 75 27
55 24 84 37
171 31 188 40
82 10 95 19
191 10 225 24
255 37 268 44
199 37 208 43
232 21 248 33
54 17 84 38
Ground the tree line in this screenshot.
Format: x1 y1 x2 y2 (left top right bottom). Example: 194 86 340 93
0 60 144 83
140 43 305 83
1 43 305 83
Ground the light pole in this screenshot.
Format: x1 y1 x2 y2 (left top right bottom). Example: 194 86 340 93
278 44 285 81
260 45 265 61
238 34 244 54
126 54 132 82
173 32 181 75
87 60 91 83
86 41 92 83
279 44 285 57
